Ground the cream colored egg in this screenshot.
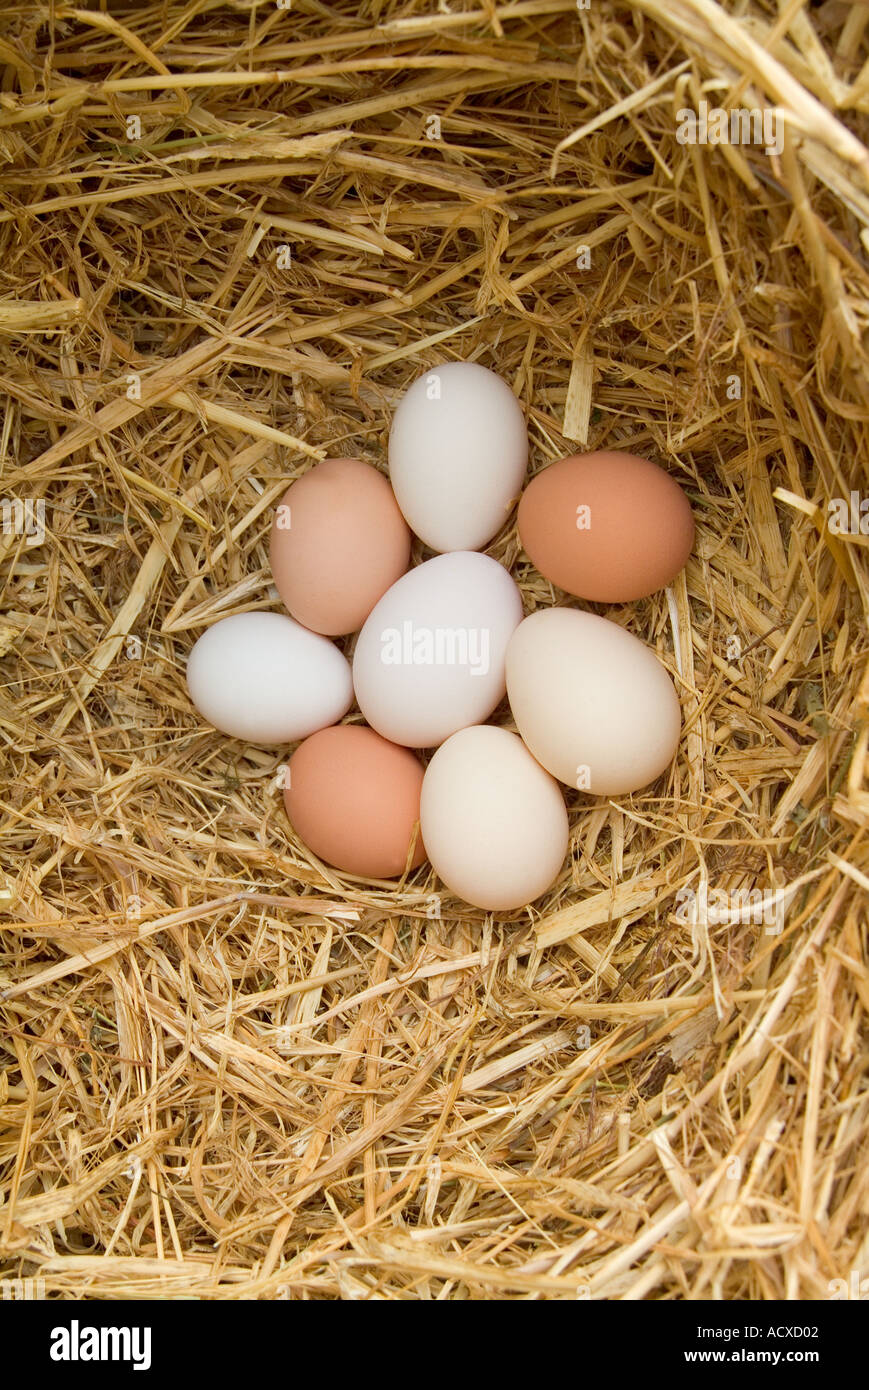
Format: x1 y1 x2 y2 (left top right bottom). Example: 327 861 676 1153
420 725 568 910
388 362 528 552
505 608 681 795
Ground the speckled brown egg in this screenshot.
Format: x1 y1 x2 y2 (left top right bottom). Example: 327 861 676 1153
284 725 426 879
517 451 694 603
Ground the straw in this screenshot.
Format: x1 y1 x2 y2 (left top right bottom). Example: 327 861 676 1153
0 0 867 1301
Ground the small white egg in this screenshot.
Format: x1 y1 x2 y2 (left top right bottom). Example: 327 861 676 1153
186 611 353 744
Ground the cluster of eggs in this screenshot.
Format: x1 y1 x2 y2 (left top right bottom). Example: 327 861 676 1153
186 362 694 911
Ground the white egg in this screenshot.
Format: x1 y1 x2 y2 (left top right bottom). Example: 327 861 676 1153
420 725 569 910
388 361 528 552
506 607 681 795
186 611 353 744
352 552 523 748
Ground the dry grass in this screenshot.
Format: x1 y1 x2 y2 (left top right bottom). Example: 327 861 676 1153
0 0 868 1300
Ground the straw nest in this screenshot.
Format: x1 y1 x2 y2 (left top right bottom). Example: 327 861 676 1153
1 0 867 1302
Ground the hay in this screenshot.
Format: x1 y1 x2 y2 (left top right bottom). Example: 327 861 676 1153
0 0 867 1301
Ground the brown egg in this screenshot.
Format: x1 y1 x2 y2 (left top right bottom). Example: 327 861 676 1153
517 451 694 603
284 725 426 878
269 457 411 636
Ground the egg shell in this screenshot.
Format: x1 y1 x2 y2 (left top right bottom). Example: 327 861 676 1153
186 611 353 744
352 551 524 748
420 725 568 911
506 607 681 795
269 457 411 636
517 450 694 603
284 725 426 878
388 361 528 552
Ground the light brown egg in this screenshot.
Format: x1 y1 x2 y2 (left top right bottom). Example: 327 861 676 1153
269 457 411 636
517 451 694 603
284 725 426 879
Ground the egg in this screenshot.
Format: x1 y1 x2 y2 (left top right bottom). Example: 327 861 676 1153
420 725 568 910
186 611 353 744
388 362 528 552
269 457 411 636
505 608 681 795
284 725 426 878
517 450 694 603
352 551 523 748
